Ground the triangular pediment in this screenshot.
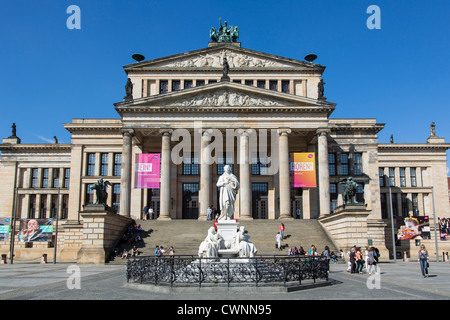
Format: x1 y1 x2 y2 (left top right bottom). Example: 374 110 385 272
124 44 324 71
115 81 335 113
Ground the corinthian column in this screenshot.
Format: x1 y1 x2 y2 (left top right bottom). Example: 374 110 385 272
278 128 293 219
199 129 212 220
120 129 134 217
317 129 331 217
238 129 253 220
159 129 173 220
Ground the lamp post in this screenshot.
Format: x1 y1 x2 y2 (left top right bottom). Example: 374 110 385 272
431 187 439 263
389 186 397 262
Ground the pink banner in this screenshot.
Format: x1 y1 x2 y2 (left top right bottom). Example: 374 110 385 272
135 153 161 189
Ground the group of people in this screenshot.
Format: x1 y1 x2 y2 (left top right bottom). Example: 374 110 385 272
154 245 175 258
347 246 380 275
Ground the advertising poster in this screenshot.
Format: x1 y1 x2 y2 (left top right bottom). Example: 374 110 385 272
290 152 317 188
135 153 161 189
0 218 11 241
18 219 54 242
397 216 430 240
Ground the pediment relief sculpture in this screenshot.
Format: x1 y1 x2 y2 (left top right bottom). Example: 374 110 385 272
153 49 295 68
158 90 288 107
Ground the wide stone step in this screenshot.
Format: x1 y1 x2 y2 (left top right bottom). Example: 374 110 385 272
108 219 340 264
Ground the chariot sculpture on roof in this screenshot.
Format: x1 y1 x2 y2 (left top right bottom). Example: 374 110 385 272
210 18 239 43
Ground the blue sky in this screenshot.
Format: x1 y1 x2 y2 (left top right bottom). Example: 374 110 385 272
0 0 449 172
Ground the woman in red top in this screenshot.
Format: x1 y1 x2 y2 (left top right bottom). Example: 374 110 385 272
279 223 285 239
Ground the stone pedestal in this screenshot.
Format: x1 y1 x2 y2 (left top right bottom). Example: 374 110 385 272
216 220 239 258
77 204 132 264
318 204 371 253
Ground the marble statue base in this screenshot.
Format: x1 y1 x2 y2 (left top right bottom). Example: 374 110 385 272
216 220 239 258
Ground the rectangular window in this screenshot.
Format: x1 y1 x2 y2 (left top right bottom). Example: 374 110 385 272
31 168 39 188
257 80 265 89
113 153 122 176
412 193 419 216
245 80 253 86
196 80 205 87
356 183 365 204
50 194 58 219
184 80 193 89
401 193 408 217
159 80 168 94
100 153 109 176
328 153 336 176
379 167 385 187
208 79 217 84
281 80 290 93
380 193 388 219
64 168 70 188
340 153 349 175
399 168 406 187
390 192 398 217
112 184 120 213
251 152 268 175
53 169 60 188
389 167 395 187
330 183 338 213
217 152 234 175
87 153 95 176
269 80 278 91
172 80 181 91
233 80 241 84
42 168 49 188
353 153 362 175
410 167 417 187
40 195 47 219
183 153 199 175
85 184 95 205
62 194 69 219
29 195 36 219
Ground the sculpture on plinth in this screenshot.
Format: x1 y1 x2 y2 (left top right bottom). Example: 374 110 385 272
216 165 239 221
341 177 358 205
210 18 239 43
232 226 258 258
90 177 112 206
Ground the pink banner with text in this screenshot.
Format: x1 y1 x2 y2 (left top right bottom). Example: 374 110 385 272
135 153 161 189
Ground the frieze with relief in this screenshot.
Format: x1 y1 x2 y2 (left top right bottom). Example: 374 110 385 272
159 90 289 107
153 50 294 68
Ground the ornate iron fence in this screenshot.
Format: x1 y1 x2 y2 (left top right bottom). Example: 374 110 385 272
126 255 329 287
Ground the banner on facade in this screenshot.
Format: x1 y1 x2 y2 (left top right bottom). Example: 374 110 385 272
135 153 161 189
18 218 53 242
290 152 317 188
396 216 430 240
0 218 11 241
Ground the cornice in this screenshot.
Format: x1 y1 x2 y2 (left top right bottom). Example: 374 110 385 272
0 144 71 151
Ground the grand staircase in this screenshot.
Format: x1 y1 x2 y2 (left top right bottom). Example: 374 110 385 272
109 219 340 263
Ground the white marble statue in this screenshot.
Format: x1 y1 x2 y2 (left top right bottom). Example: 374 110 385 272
198 227 223 258
216 165 240 221
232 226 258 258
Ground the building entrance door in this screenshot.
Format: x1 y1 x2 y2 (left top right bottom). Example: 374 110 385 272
252 183 268 219
182 183 199 219
146 189 160 219
291 188 303 219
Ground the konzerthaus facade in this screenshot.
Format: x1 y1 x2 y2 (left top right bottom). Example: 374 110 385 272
1 36 449 262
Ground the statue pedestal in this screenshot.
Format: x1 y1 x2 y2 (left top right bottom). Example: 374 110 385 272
216 220 239 258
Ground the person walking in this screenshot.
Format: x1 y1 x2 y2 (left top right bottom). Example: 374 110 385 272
276 232 282 251
148 207 154 220
367 247 378 275
207 205 213 221
418 245 429 278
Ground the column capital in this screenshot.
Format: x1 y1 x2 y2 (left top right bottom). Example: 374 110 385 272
316 128 331 137
277 128 292 136
120 128 135 137
159 129 173 137
236 128 253 136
